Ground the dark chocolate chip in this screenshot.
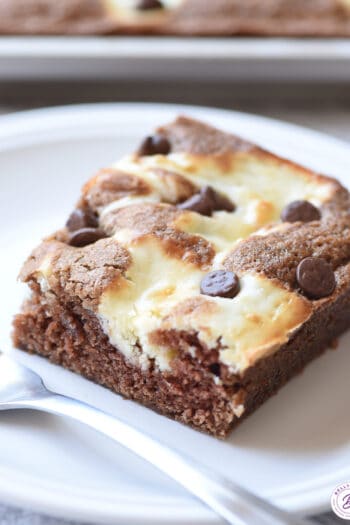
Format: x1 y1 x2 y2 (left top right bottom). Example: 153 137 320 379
66 208 98 232
296 257 335 299
136 0 163 9
68 227 106 248
178 186 235 216
178 186 215 216
281 200 321 223
209 363 221 377
212 191 236 213
200 270 240 299
137 135 170 156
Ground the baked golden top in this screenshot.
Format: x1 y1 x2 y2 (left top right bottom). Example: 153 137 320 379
21 117 350 375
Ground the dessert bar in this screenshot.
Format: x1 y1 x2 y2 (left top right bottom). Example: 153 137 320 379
13 116 350 437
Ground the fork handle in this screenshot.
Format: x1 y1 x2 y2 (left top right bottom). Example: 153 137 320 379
22 393 311 525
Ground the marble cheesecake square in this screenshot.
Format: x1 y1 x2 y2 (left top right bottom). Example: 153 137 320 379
13 116 350 437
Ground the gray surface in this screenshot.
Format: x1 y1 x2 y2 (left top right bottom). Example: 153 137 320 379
0 506 76 525
0 80 349 524
0 503 346 525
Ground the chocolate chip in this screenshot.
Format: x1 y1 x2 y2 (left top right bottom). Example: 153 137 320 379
178 186 235 216
68 227 106 248
136 0 163 9
200 270 240 299
296 257 335 299
212 191 236 213
281 200 321 223
66 208 98 232
137 135 170 156
178 186 214 216
209 363 221 377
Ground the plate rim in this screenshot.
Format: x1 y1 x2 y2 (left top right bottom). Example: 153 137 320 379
1 101 350 523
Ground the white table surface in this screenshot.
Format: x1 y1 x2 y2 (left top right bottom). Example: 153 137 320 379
0 80 348 525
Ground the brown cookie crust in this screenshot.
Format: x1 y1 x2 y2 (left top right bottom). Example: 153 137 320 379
20 237 131 310
156 116 256 156
224 216 350 290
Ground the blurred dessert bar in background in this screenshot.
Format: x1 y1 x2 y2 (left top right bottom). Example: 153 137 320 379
0 0 350 36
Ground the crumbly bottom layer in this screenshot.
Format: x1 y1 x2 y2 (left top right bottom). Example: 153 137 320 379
12 285 350 437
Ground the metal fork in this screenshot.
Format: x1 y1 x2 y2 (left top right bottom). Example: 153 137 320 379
0 353 313 525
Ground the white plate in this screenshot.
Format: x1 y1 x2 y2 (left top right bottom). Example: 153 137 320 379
1 103 350 524
1 36 350 81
